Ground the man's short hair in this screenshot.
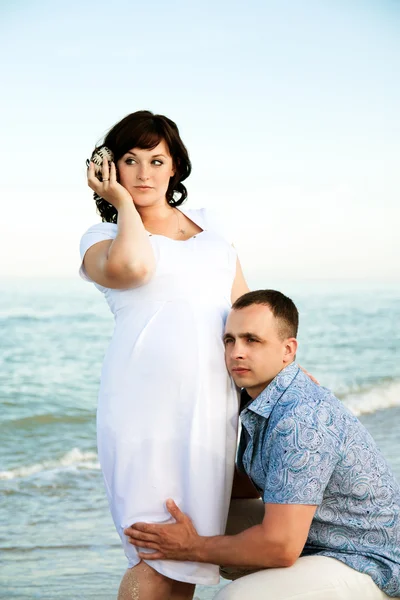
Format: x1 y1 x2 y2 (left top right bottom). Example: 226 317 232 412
232 290 299 339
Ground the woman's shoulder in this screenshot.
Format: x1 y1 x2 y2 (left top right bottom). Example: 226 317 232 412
180 206 223 230
79 221 117 261
189 207 234 244
81 221 118 237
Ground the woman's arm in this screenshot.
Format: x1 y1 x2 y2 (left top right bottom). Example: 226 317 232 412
231 257 250 304
84 160 156 289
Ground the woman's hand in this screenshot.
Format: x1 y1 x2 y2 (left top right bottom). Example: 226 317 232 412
87 158 133 211
299 366 320 385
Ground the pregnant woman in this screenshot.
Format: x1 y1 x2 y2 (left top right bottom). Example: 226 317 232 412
79 110 249 599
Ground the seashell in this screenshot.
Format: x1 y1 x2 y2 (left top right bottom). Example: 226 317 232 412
86 145 114 180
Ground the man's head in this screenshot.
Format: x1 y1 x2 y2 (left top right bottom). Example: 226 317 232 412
224 290 299 398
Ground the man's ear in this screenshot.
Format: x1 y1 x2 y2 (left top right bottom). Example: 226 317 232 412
283 338 298 363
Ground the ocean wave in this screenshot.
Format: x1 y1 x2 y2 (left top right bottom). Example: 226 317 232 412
2 543 120 553
0 448 100 480
0 311 104 323
0 412 94 429
342 379 400 416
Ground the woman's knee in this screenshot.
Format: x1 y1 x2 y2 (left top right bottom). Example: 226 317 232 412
118 562 173 600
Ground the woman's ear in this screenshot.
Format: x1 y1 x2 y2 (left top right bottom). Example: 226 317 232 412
171 157 180 177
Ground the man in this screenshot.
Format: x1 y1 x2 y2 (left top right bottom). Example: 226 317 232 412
125 290 400 599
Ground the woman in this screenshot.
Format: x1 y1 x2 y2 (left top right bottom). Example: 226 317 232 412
80 110 249 599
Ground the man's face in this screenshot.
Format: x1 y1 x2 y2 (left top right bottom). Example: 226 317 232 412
224 304 297 399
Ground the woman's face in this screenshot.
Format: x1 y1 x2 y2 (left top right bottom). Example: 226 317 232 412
117 139 175 207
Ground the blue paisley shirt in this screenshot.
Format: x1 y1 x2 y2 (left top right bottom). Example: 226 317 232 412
237 362 400 597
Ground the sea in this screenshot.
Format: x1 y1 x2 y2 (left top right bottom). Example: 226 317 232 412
1 278 399 599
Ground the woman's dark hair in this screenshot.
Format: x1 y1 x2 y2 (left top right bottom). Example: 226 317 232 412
91 110 192 223
232 290 299 339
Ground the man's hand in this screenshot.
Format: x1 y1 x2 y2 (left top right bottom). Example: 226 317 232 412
124 499 201 561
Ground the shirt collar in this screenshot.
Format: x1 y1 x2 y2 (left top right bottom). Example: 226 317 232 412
241 362 300 420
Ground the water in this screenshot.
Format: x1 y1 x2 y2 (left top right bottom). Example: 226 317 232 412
1 279 399 599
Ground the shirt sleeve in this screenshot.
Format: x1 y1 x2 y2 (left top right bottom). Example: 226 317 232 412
79 222 117 282
262 412 342 505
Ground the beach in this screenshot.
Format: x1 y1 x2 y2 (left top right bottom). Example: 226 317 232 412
1 278 399 599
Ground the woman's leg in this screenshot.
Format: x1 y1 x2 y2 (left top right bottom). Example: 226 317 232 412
117 562 171 600
170 580 195 600
117 562 195 600
220 498 265 581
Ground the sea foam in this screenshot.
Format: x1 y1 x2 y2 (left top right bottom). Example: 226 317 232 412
0 448 99 480
342 379 400 416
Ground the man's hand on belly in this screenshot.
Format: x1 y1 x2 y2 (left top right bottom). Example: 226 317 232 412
124 499 202 562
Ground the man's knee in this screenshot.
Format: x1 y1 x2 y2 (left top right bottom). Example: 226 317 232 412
215 556 391 600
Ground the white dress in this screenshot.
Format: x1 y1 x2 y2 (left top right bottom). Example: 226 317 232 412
79 207 239 585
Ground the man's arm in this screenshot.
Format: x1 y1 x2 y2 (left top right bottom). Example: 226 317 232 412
125 499 316 568
197 502 316 567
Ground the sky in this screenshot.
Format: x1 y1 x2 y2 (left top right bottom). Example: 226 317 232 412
1 0 399 282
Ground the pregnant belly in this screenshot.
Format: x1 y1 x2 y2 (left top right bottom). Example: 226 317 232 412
98 301 229 419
